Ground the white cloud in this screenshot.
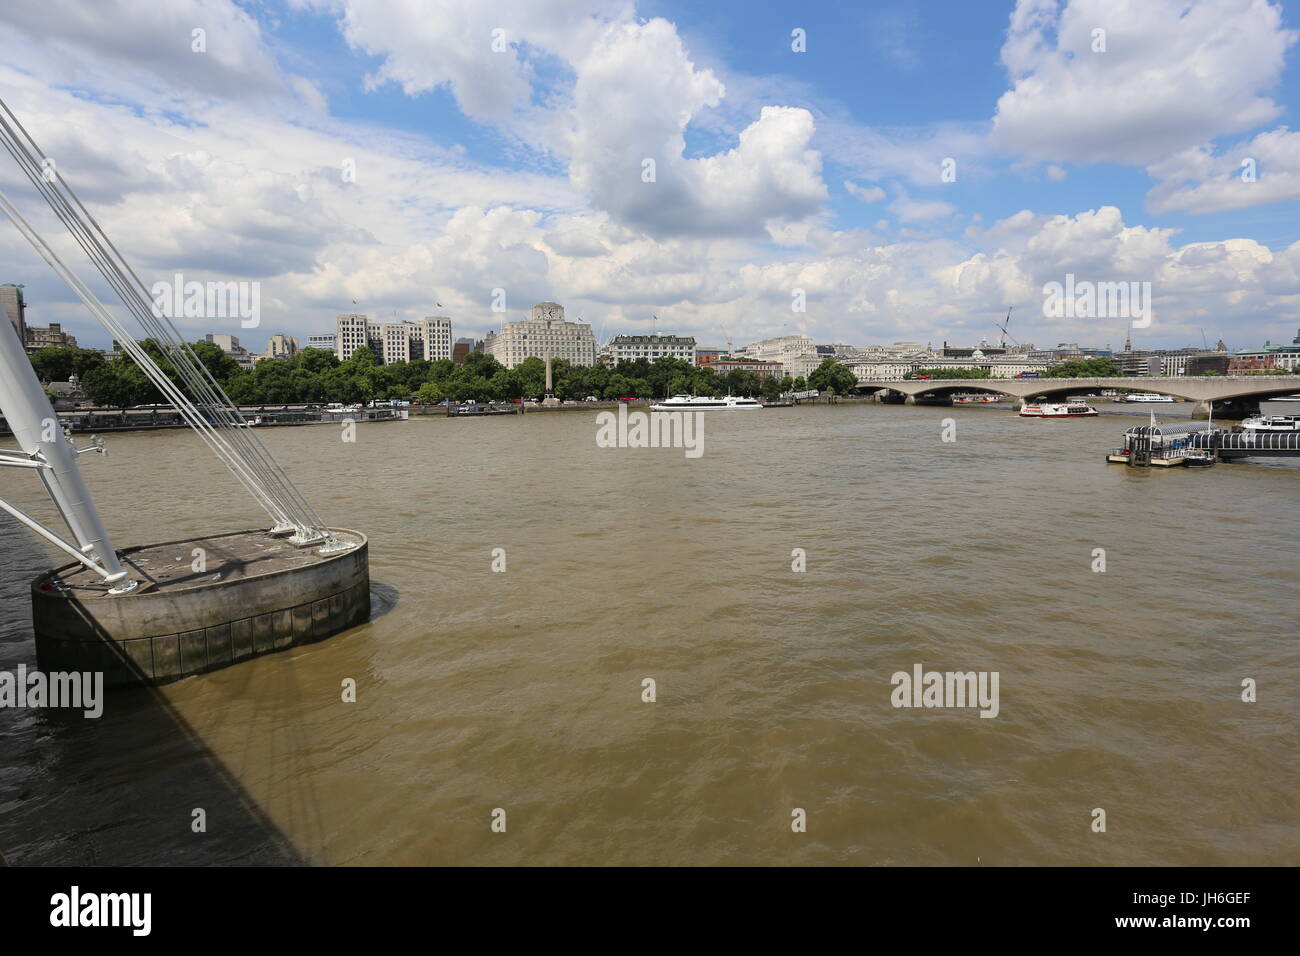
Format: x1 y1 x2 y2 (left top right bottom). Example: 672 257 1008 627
567 18 826 237
993 0 1297 164
0 0 300 100
1147 127 1300 214
844 180 886 203
315 0 626 127
889 192 958 223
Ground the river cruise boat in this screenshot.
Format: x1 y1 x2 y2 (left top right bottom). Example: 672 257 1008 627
1019 400 1098 418
1241 414 1300 432
1118 393 1176 403
650 395 762 411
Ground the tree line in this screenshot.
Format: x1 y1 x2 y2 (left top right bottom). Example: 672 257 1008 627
28 344 863 407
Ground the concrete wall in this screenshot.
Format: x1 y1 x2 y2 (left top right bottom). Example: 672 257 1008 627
31 531 370 687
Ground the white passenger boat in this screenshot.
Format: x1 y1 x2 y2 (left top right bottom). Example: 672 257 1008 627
649 395 762 411
1241 414 1300 432
1119 393 1176 403
1019 400 1098 418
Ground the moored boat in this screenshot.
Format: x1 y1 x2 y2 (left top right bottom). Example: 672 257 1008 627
1118 393 1176 403
1241 414 1300 432
1019 400 1098 418
650 395 762 411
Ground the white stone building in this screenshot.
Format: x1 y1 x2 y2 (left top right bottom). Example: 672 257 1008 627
741 334 822 381
335 313 370 362
485 302 597 368
335 314 452 364
204 332 256 369
600 333 697 367
264 333 298 360
849 352 1050 382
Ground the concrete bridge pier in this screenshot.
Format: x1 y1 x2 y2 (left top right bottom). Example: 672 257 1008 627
1192 397 1261 420
904 394 917 406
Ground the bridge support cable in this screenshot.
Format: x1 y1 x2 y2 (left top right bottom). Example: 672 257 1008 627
0 188 298 534
0 100 323 541
0 98 339 548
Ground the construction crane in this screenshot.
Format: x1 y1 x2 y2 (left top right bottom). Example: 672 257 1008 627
996 307 1019 348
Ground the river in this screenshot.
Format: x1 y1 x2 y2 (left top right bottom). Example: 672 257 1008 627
2 401 1297 865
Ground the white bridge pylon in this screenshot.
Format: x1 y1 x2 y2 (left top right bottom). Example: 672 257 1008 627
0 315 134 590
0 97 348 591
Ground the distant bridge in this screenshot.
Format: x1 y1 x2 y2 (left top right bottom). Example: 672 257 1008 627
853 375 1300 417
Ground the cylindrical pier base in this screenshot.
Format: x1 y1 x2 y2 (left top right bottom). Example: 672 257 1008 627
31 528 369 687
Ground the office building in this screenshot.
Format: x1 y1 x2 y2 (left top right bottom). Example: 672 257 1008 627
698 358 785 382
264 333 298 360
335 314 452 364
602 334 697 367
2 284 27 346
741 334 822 381
484 302 597 369
204 333 256 369
24 322 78 353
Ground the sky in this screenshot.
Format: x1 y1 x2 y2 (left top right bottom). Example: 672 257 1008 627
0 0 1298 354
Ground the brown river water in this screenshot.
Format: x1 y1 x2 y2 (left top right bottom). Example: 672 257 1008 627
1 401 1297 865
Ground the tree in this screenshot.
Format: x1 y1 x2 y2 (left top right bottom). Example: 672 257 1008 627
416 381 444 405
296 347 340 374
793 376 807 391
30 346 105 383
190 340 242 385
348 345 378 369
724 369 761 396
809 358 858 394
1043 358 1122 378
80 359 155 407
514 357 547 398
462 351 503 379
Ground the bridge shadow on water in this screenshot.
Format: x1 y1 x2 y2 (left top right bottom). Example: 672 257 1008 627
0 515 316 866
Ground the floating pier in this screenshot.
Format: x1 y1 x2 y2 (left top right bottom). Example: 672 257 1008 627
1107 419 1300 466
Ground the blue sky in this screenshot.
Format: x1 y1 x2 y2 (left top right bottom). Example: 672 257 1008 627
0 0 1298 352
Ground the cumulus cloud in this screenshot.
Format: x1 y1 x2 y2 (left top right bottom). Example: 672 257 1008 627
314 0 626 126
992 0 1297 164
314 4 828 238
0 0 301 101
1146 127 1300 214
567 18 826 237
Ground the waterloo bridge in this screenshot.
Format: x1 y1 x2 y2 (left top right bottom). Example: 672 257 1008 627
851 374 1300 419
